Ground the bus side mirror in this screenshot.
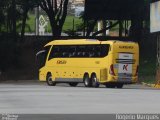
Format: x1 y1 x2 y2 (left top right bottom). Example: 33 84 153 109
36 50 46 69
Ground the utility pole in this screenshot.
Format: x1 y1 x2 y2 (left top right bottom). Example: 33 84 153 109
73 18 75 35
35 7 39 35
119 20 123 37
98 20 106 36
98 21 102 36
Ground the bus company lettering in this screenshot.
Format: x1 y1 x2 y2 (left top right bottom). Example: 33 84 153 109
57 60 67 64
123 64 128 71
119 46 133 49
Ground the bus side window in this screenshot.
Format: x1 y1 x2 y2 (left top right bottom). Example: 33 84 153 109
48 46 61 60
82 52 89 57
94 45 101 57
96 52 101 57
100 44 110 57
86 46 92 57
54 52 59 58
62 52 69 57
69 46 76 57
89 52 95 57
61 46 69 58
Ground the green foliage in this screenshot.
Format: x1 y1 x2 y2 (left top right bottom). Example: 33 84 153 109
138 37 157 84
63 16 82 31
63 29 81 36
139 58 156 84
16 0 40 10
0 0 11 32
0 0 39 34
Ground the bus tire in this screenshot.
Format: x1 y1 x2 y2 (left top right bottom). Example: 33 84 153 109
69 82 78 87
91 74 99 88
83 73 91 87
46 74 56 86
116 83 123 88
105 83 116 88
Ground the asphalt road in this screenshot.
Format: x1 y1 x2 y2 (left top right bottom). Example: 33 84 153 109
0 81 159 114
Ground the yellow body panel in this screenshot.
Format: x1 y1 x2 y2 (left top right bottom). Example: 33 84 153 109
39 39 139 85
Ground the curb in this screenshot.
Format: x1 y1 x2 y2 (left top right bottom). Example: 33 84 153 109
141 82 160 88
0 80 39 83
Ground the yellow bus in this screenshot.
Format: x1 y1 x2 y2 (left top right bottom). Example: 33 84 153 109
37 39 139 88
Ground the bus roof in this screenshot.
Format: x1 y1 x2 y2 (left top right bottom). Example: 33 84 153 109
44 39 136 47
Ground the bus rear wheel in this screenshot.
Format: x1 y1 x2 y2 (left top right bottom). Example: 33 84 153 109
116 83 123 88
46 74 56 86
91 74 99 88
105 83 116 88
69 82 78 87
83 74 91 87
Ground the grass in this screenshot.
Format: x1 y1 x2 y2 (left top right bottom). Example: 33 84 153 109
62 16 83 31
8 13 123 35
1 13 129 35
26 15 35 32
25 14 123 33
25 14 83 33
138 58 156 84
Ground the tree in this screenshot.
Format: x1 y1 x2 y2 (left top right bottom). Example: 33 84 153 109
76 12 97 37
40 0 69 36
0 1 6 32
16 0 39 41
0 0 22 34
143 0 151 29
12 0 16 41
0 0 12 33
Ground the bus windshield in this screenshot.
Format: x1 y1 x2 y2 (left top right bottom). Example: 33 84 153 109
36 46 50 68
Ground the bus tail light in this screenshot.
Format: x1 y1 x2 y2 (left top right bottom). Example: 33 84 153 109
135 65 139 76
109 64 115 76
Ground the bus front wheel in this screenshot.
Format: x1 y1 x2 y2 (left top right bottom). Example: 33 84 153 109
83 74 91 87
105 83 116 88
46 74 56 86
116 83 123 88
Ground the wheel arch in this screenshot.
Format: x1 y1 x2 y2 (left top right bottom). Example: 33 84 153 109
91 72 96 77
46 72 52 80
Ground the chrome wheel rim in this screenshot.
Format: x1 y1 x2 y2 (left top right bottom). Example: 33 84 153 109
84 77 88 86
48 77 53 85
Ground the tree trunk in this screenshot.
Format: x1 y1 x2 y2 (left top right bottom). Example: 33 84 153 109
49 15 58 36
86 20 97 37
40 0 69 37
21 8 29 42
12 0 16 41
53 26 62 37
49 15 62 37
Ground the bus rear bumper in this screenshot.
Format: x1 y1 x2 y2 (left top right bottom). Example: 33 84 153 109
102 76 138 84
